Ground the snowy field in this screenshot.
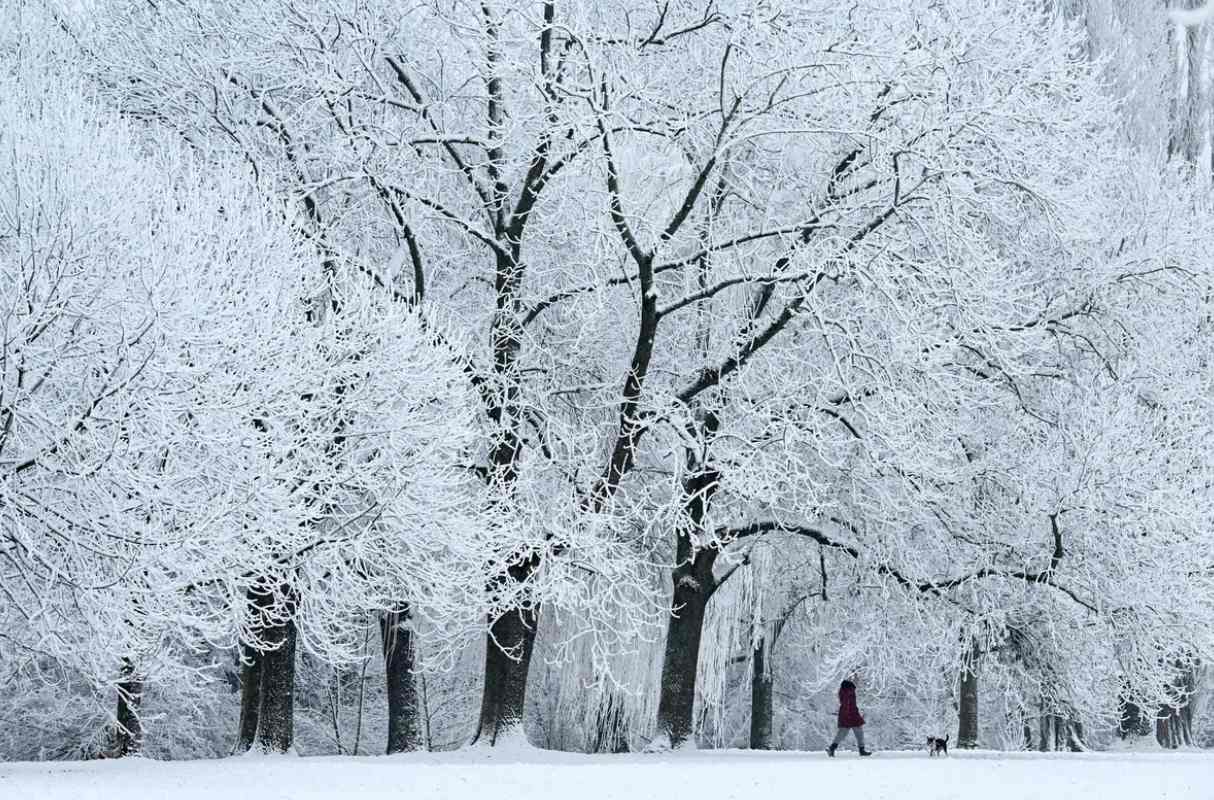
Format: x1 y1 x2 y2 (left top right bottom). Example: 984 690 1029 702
1 748 1209 800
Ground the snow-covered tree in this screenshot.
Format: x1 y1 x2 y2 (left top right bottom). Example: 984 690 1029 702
1 0 1211 760
1 1 515 756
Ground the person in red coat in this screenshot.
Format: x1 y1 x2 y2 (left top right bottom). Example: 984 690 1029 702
827 679 872 756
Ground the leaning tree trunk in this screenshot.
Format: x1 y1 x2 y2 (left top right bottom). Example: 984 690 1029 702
253 616 298 753
749 636 773 750
957 641 980 749
114 658 144 757
473 558 540 746
381 609 419 753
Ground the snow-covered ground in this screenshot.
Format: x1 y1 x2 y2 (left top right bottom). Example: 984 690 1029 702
0 747 1208 800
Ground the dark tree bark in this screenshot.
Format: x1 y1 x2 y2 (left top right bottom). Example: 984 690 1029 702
114 658 143 757
1039 711 1068 751
381 1 569 749
593 78 895 755
473 560 539 746
236 641 263 754
253 617 298 753
655 425 720 749
1156 665 1196 749
749 637 773 750
1119 697 1151 739
1067 719 1086 752
460 1 568 746
957 641 980 749
1156 702 1194 748
474 611 537 745
593 105 719 759
1119 684 1150 739
236 578 299 755
381 609 420 753
235 581 271 754
656 573 710 748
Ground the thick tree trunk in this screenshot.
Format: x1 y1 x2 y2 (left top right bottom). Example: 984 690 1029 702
749 637 773 750
1156 666 1196 748
381 610 419 753
957 642 980 749
655 423 719 750
253 617 298 753
236 641 263 754
1039 712 1067 751
473 237 535 747
114 658 143 757
473 568 539 746
1156 705 1194 748
1155 715 1173 748
591 692 630 754
1119 696 1150 739
1066 719 1085 752
656 576 710 748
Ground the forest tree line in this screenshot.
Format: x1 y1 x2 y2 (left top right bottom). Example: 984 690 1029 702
1 0 1213 759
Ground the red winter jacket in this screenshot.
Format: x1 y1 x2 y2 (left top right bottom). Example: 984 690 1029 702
837 680 864 728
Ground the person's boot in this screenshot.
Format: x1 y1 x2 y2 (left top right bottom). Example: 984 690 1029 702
859 748 873 757
826 743 837 758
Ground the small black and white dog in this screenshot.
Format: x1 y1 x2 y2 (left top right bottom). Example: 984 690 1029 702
926 734 949 757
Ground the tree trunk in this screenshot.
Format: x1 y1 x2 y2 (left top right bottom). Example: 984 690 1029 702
1066 719 1085 752
957 642 980 749
381 610 419 754
419 667 433 750
749 637 773 750
656 574 710 748
114 658 143 757
474 230 535 747
1119 696 1150 739
655 424 719 750
473 565 539 746
591 692 630 754
1156 665 1196 748
253 617 298 753
236 641 263 754
1039 712 1066 751
1156 705 1193 748
1173 0 1210 166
